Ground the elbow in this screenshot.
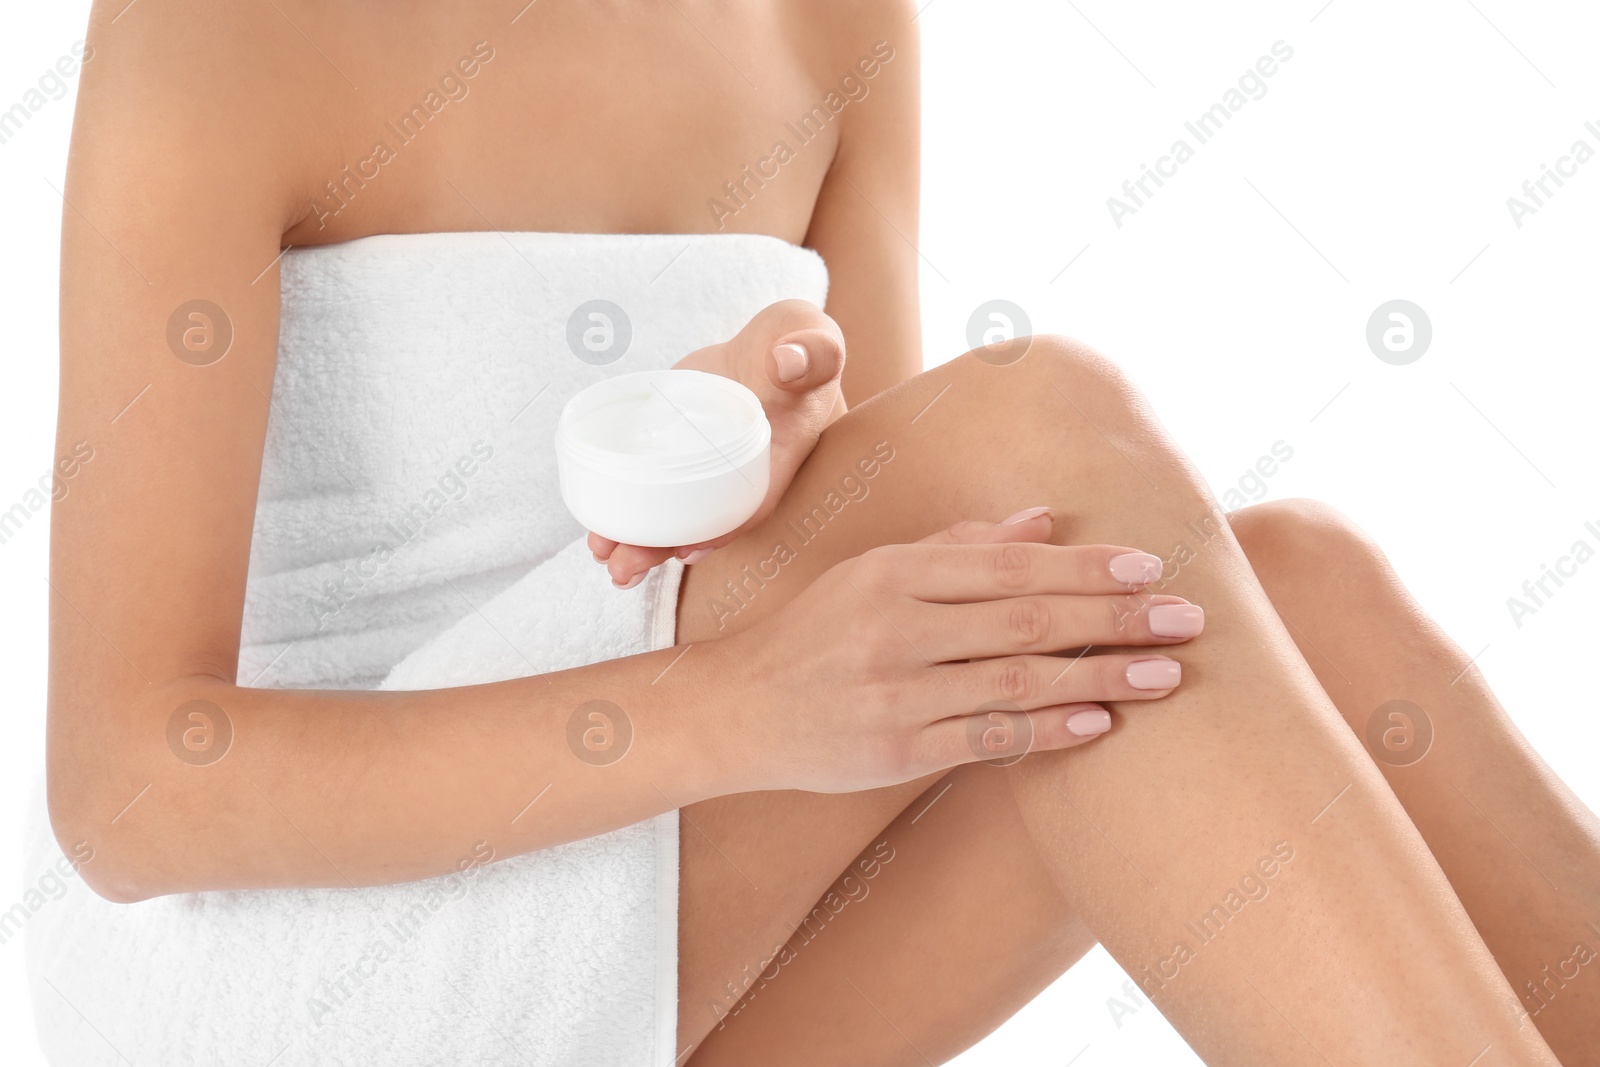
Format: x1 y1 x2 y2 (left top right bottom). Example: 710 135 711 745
45 800 152 905
44 671 246 903
46 723 166 905
81 865 153 906
47 674 233 905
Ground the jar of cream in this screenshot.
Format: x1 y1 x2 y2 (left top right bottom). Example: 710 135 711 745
555 369 771 547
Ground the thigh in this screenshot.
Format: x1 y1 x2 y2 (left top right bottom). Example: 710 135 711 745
672 505 1311 1061
683 761 1097 1064
675 773 938 1047
673 343 1137 1053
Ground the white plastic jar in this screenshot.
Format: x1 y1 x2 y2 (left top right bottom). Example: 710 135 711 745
555 369 771 547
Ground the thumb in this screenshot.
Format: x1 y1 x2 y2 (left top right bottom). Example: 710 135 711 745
921 506 1055 546
766 327 846 396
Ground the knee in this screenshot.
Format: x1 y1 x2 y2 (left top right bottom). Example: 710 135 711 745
1015 333 1137 398
1229 498 1385 579
939 335 1228 524
949 334 1158 445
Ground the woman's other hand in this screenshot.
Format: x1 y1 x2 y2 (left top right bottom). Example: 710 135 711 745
703 506 1203 793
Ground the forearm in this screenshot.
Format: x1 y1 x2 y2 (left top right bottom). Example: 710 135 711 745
48 639 745 902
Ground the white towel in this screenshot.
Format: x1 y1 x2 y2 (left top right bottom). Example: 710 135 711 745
26 231 830 1066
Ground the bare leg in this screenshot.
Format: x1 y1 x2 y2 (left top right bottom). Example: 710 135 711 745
675 339 1564 1065
1232 499 1600 1063
677 490 1600 1063
678 497 1600 1065
679 762 1096 1062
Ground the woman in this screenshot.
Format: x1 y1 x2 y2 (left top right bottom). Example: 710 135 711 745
35 0 1599 1064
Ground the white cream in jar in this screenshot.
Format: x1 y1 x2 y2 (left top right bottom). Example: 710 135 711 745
555 369 771 547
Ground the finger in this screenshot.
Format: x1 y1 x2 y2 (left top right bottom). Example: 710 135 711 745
844 509 1063 611
605 543 674 589
912 593 1204 661
930 653 1183 713
912 702 1113 771
766 326 845 395
749 299 843 377
589 531 619 562
672 542 720 564
916 506 1058 547
607 535 727 588
884 541 1166 602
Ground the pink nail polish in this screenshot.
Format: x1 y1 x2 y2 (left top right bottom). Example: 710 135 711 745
679 547 714 565
1149 603 1204 638
773 343 808 382
1067 708 1112 736
1109 551 1163 585
1002 505 1053 526
1126 658 1181 689
613 572 646 590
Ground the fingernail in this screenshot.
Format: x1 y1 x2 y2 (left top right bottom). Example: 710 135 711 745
1149 603 1205 638
679 547 714 565
773 343 808 382
1067 708 1112 736
613 572 646 590
1109 551 1163 585
1002 505 1053 526
1127 658 1182 690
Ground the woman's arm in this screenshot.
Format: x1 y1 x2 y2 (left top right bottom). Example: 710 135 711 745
803 0 923 404
46 2 748 904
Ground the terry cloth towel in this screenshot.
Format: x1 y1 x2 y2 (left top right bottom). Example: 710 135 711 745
25 230 829 1066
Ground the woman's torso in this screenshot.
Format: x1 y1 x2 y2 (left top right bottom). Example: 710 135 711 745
265 0 865 248
230 0 870 684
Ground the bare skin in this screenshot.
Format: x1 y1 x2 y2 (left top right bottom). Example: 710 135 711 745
672 400 1600 1062
47 1 1599 1065
667 347 1599 1065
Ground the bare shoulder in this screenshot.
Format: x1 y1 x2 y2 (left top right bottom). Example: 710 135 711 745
772 0 919 153
777 0 918 74
74 0 349 232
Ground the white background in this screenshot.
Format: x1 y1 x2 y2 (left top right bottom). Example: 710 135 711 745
2 1 1596 1064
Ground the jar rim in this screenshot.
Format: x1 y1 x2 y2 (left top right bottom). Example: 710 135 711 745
555 369 771 479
